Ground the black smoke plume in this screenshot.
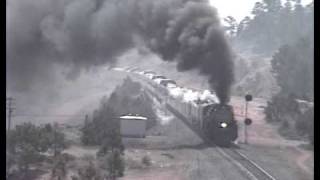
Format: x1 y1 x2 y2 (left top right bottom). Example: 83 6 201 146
7 0 234 104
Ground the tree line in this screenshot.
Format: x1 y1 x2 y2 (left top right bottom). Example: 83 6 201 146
224 0 313 54
265 35 313 145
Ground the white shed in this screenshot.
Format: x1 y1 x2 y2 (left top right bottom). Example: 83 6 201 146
119 115 147 138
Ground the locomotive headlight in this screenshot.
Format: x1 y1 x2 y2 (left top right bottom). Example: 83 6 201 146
220 122 228 128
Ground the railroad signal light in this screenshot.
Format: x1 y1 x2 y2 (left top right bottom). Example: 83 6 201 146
245 94 253 102
243 94 253 144
244 118 252 126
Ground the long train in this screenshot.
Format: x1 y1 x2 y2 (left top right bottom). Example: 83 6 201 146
116 67 238 146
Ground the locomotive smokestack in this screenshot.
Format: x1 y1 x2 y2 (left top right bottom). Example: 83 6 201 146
7 0 234 103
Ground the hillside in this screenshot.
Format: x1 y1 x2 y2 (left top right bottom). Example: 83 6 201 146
115 48 278 100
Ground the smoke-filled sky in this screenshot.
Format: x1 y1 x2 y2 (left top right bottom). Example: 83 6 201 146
7 0 234 104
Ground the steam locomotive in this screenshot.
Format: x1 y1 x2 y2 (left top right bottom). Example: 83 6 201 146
116 67 238 146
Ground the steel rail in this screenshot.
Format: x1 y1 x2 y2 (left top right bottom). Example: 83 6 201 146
216 146 277 180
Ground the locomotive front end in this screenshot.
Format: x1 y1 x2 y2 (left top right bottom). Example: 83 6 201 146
204 104 238 146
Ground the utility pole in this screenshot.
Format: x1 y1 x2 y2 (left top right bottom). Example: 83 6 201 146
197 153 201 178
6 97 15 131
54 123 58 157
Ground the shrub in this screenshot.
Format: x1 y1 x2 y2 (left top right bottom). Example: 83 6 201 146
141 155 151 166
77 161 103 180
6 122 67 174
101 150 125 178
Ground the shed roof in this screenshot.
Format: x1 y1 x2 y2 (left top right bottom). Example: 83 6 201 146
119 115 148 121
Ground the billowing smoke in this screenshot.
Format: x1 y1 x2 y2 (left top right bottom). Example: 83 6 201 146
7 0 234 104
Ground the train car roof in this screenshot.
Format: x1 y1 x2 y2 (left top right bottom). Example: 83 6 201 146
159 79 177 86
126 67 140 72
191 99 217 106
152 75 166 79
159 79 176 83
144 71 156 74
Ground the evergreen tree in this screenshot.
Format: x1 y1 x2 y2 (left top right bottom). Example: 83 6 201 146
51 154 68 180
233 0 313 54
237 16 251 37
104 150 125 179
6 122 68 175
265 35 313 144
77 161 103 180
223 16 238 38
251 2 267 15
271 36 313 99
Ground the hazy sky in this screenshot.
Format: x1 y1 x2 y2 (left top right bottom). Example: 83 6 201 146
209 0 313 22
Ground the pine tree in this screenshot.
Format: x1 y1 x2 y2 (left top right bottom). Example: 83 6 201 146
223 16 238 38
105 150 125 180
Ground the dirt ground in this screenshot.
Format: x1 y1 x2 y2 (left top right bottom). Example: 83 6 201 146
230 96 314 180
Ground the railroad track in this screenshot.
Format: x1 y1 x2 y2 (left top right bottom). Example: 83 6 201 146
216 146 277 180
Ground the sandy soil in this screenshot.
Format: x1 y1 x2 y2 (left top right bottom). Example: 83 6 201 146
230 96 303 146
